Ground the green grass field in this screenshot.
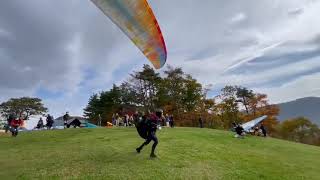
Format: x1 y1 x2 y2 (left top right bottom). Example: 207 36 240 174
0 127 319 180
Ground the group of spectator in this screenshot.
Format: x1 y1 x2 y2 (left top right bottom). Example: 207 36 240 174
111 112 174 128
163 114 174 128
232 122 267 138
35 114 54 130
252 124 267 137
112 113 135 127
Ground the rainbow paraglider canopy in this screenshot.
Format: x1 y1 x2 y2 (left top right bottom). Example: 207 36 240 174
91 0 167 69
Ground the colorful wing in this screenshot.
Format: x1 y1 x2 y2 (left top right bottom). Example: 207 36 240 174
91 0 167 69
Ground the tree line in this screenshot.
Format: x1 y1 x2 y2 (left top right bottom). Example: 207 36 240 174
0 65 317 145
84 64 320 146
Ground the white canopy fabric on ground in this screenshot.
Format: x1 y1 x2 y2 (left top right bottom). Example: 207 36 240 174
241 115 268 132
24 115 47 130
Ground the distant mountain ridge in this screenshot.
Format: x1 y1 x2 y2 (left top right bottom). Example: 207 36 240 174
277 97 320 125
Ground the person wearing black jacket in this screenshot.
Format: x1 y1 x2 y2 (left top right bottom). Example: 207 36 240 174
260 124 267 137
36 118 44 129
169 115 174 128
5 114 15 133
46 114 54 130
199 117 204 128
63 112 70 129
136 110 162 158
232 122 244 138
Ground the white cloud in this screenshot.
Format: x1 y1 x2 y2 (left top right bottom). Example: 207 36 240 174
229 13 247 24
225 41 285 71
255 72 320 104
1 0 320 116
0 27 11 37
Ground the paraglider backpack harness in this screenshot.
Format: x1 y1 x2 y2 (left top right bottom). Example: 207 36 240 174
136 114 159 140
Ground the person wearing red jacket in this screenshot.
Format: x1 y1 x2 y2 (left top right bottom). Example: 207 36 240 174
136 109 162 158
10 118 23 137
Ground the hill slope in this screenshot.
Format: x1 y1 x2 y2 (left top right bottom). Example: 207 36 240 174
0 128 319 180
277 97 320 125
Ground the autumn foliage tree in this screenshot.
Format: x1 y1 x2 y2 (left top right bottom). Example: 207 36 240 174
84 65 205 126
276 117 320 146
243 93 280 133
215 86 240 128
83 64 320 146
213 86 280 131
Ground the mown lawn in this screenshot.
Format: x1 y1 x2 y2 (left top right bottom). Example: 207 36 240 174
0 127 319 180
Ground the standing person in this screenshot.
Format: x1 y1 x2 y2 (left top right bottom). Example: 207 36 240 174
63 112 70 129
10 117 23 137
5 114 15 133
98 114 102 127
124 114 129 127
115 113 119 126
199 117 204 128
46 114 54 130
169 115 174 128
129 115 134 126
112 114 116 126
136 109 162 158
260 124 267 137
165 114 170 127
133 111 140 125
162 115 165 126
118 116 123 126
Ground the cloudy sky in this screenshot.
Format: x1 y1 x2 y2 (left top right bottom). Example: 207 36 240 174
0 0 320 117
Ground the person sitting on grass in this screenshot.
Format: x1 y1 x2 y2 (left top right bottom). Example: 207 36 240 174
67 118 81 128
232 122 245 138
73 118 81 128
36 117 44 129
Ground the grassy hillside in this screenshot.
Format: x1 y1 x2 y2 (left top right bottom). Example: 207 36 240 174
0 128 319 180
